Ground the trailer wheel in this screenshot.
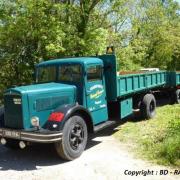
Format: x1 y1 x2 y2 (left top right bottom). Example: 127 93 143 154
0 106 4 127
141 94 156 119
175 89 180 104
55 115 88 161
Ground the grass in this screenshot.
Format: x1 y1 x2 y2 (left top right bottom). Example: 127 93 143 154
114 104 180 167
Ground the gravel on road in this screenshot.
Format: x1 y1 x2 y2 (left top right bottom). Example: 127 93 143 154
0 127 178 180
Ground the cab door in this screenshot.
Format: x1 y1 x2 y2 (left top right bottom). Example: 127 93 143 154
85 64 108 125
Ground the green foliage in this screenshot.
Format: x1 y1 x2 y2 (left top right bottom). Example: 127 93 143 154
0 0 108 100
137 0 180 70
0 0 66 95
111 0 180 71
114 105 180 167
116 36 149 70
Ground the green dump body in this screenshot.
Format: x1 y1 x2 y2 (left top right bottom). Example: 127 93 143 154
115 71 180 99
99 55 180 101
117 71 167 97
167 71 180 87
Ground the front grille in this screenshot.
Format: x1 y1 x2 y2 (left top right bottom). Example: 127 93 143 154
4 94 23 129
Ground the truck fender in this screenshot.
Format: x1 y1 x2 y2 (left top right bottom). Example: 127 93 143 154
45 104 94 133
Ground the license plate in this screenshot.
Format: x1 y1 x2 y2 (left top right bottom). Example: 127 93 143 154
3 130 20 139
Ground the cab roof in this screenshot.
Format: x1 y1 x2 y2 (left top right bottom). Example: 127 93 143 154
37 57 103 67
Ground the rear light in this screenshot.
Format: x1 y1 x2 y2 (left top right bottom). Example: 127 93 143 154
48 112 64 122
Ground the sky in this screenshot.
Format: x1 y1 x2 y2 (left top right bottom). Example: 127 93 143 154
175 0 180 4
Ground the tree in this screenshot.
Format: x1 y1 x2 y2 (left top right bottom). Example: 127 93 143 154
0 0 180 103
114 0 180 70
58 0 109 56
0 0 66 100
0 0 110 101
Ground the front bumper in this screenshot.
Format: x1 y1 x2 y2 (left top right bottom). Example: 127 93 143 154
0 128 62 143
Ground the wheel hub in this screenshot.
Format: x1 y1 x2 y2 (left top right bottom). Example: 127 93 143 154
69 123 84 150
150 101 155 112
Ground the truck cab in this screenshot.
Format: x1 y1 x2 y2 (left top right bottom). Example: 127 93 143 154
0 56 110 160
36 57 108 125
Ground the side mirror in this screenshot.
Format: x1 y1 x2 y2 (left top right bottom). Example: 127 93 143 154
104 64 112 71
32 72 36 82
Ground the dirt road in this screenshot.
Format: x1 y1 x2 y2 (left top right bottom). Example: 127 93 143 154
0 126 178 180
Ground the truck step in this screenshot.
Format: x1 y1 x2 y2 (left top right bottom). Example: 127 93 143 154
94 120 116 133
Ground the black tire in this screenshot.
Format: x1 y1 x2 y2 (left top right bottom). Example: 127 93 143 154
175 89 180 104
5 139 19 149
0 106 4 127
55 115 88 161
140 94 156 119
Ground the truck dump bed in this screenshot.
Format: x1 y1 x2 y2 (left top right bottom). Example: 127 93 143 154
99 55 180 102
165 71 180 87
117 71 167 97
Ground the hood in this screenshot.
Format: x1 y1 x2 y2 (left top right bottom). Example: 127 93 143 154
4 82 76 130
6 82 75 95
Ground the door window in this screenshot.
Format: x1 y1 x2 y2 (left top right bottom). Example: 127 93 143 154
87 65 102 82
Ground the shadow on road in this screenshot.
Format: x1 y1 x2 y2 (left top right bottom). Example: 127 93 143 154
0 143 65 171
0 96 172 171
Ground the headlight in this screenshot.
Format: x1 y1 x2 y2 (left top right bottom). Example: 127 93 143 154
31 116 40 127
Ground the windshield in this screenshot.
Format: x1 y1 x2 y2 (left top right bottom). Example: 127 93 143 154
58 64 82 82
37 64 82 83
37 66 56 83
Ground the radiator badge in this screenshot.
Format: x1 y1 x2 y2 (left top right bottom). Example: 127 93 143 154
13 98 21 104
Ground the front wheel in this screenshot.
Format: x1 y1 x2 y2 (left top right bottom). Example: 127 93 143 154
55 115 88 161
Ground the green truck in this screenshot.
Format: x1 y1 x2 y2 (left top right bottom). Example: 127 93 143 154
0 53 179 160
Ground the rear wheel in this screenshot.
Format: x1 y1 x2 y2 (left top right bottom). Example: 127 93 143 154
140 94 156 119
175 89 180 104
55 115 88 161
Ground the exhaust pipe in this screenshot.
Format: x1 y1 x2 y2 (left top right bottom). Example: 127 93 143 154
0 138 7 145
19 141 26 149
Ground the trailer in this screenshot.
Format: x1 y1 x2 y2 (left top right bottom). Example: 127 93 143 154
118 71 167 97
0 53 179 160
168 71 180 87
176 72 180 85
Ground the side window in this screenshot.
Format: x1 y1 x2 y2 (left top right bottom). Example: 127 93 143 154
87 65 102 82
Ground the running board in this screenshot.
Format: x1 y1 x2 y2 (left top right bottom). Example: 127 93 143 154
94 120 116 133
